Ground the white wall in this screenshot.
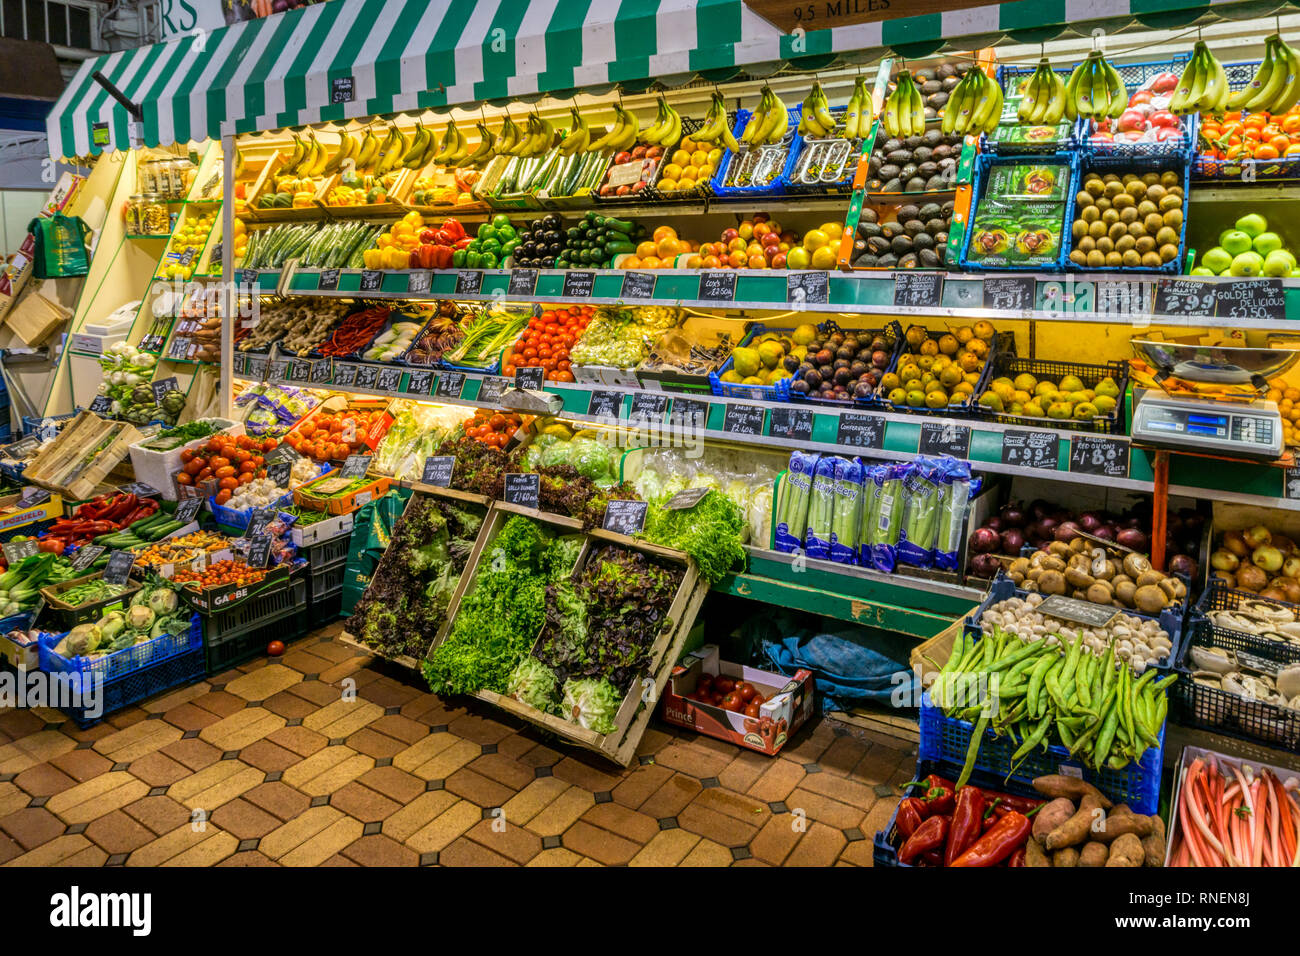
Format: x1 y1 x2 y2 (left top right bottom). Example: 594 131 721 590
0 190 50 254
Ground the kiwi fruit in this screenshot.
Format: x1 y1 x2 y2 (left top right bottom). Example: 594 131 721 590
1095 196 1112 212
1137 199 1158 217
1119 206 1139 224
1141 172 1160 186
1162 208 1183 228
1111 192 1134 209
1073 220 1089 241
1135 235 1156 254
1122 249 1142 267
1097 235 1115 253
1155 226 1179 246
1085 178 1105 196
1069 249 1088 265
1081 205 1100 223
1142 251 1163 268
1128 221 1148 238
1146 183 1167 202
1115 234 1136 252
1105 251 1123 268
1088 220 1108 240
1087 249 1106 267
1076 190 1095 207
1159 243 1179 262
1144 213 1165 233
1124 180 1146 197
1108 222 1128 242
1103 181 1124 198
1101 208 1120 226
1078 235 1096 253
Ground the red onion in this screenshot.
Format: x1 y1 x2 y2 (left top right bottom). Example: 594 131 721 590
1092 525 1116 542
1168 554 1198 579
985 516 1003 533
1037 516 1059 538
999 506 1025 528
970 527 1001 553
1077 512 1102 532
1116 528 1149 552
1054 521 1081 542
1000 529 1026 554
970 553 1002 578
1029 499 1053 521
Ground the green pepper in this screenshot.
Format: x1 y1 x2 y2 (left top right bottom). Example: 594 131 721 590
481 252 499 269
451 249 466 268
491 214 512 232
480 237 501 256
477 223 495 241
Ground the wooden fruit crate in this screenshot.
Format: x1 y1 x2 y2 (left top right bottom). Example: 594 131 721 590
24 412 142 501
427 501 706 766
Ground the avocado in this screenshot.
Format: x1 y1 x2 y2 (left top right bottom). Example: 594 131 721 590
903 219 926 237
881 138 902 153
912 232 935 251
877 253 899 268
918 202 942 220
921 80 942 94
926 218 949 235
881 221 904 238
942 200 956 215
898 203 920 222
878 164 901 181
907 177 929 191
891 235 914 255
854 253 880 268
929 92 949 108
918 248 941 268
932 144 952 160
899 164 919 180
905 135 924 149
912 147 933 163
860 207 878 224
886 149 912 164
918 161 939 178
881 178 902 193
857 222 883 239
866 236 892 256
898 252 919 268
925 175 948 190
924 129 943 145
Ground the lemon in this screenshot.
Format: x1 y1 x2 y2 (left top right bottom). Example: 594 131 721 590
811 245 836 269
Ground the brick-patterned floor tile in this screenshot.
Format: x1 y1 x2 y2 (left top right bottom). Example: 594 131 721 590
346 727 406 760
243 781 311 822
261 690 318 720
162 830 238 867
0 806 65 850
342 833 418 867
525 846 585 867
223 664 302 702
838 836 877 867
786 787 867 830
258 805 343 860
717 750 772 794
500 777 570 828
0 710 44 738
562 820 640 866
677 801 759 848
84 809 156 855
45 772 149 825
634 727 674 757
645 742 732 780
160 737 223 772
238 739 300 773
852 743 910 786
358 679 420 711
8 833 95 866
798 771 879 809
581 798 661 845
357 765 425 805
216 850 279 867
49 748 112 784
466 817 542 864
438 835 516 867
468 752 534 791
629 828 701 867
750 813 804 865
778 720 837 765
190 691 246 719
368 713 427 745
783 821 847 867
405 799 482 854
639 773 703 820
551 756 623 794
210 798 282 840
679 837 734 867
410 739 480 782
169 761 263 811
128 751 190 788
13 763 76 798
161 702 224 733
445 768 514 809
524 786 594 838
692 786 769 824
199 710 286 752
446 713 517 747
746 758 805 803
382 791 458 844
0 783 26 819
286 679 340 707
611 764 673 810
95 721 184 765
266 724 328 757
818 735 871 776
329 781 400 823
123 795 191 836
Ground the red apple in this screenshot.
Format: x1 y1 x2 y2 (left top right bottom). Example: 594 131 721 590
631 145 647 159
646 146 663 158
1149 110 1179 129
761 231 780 247
616 184 632 196
631 180 647 191
770 252 787 268
721 227 739 242
614 151 632 164
1154 126 1182 141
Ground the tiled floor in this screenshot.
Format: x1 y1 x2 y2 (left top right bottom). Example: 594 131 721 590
0 621 916 867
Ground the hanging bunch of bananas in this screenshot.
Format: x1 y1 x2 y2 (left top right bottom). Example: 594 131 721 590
1223 33 1300 115
842 76 868 139
1064 52 1126 120
322 127 359 174
640 95 682 146
798 82 838 137
692 92 740 152
557 108 589 155
493 115 522 157
282 131 329 176
941 68 1003 135
741 86 790 145
883 71 926 137
1168 41 1229 114
587 105 639 152
1016 58 1067 124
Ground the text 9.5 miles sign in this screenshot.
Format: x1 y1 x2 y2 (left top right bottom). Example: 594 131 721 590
741 0 992 35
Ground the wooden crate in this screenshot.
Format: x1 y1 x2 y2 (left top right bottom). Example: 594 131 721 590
909 618 964 691
427 501 705 766
24 412 142 501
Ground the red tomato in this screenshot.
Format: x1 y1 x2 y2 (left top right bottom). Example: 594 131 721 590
267 640 285 657
713 676 735 695
737 682 757 702
721 693 745 713
744 702 761 718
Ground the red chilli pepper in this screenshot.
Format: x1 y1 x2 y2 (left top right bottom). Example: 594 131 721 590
899 814 950 865
1007 847 1027 868
949 810 1031 867
896 797 928 839
944 785 986 866
975 789 1044 814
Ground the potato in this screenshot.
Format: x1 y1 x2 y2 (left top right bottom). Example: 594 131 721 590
1079 841 1108 867
1025 837 1051 868
1032 798 1076 844
1045 793 1104 850
1105 832 1144 867
1032 774 1113 809
1095 803 1156 843
1052 846 1080 867
1141 815 1166 867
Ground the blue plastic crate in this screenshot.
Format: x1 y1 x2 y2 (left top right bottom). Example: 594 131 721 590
1065 151 1191 275
1194 59 1300 181
919 691 1164 815
959 152 1076 273
708 323 793 401
777 320 904 410
207 497 293 531
710 107 803 199
786 105 864 195
985 62 1078 155
39 612 201 685
21 411 78 438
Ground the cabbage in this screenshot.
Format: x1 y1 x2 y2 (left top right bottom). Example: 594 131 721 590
506 657 560 714
633 468 664 503
560 677 622 735
688 472 720 492
568 439 615 481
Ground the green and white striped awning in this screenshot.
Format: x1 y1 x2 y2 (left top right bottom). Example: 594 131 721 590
47 0 1280 159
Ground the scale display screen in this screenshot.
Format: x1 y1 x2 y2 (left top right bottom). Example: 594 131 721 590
1131 396 1283 461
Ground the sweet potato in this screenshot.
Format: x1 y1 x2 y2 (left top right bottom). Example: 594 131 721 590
1052 846 1079 867
1044 792 1104 850
1025 837 1050 868
1032 774 1113 809
1094 803 1156 843
1141 815 1166 867
1105 832 1144 867
1032 798 1076 844
1078 841 1108 867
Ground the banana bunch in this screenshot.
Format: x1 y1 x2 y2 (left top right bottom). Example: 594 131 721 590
557 108 589 155
741 86 790 146
494 115 522 157
323 127 359 174
399 123 430 169
692 92 741 152
427 122 470 165
507 113 557 157
1169 41 1230 114
1224 33 1300 115
842 77 868 139
1064 52 1126 121
882 71 926 138
588 105 639 152
797 82 838 137
1016 58 1067 125
641 95 682 146
283 131 329 176
941 68 1003 135
372 123 409 175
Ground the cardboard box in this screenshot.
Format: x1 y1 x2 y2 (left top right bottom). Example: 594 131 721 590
0 489 63 541
5 285 72 346
176 562 290 614
0 627 40 670
660 644 814 755
291 511 354 547
40 572 141 630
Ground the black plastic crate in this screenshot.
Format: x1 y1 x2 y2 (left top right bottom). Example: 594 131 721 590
204 604 310 676
877 329 1016 419
1191 579 1300 665
1170 641 1300 750
969 357 1129 434
309 562 345 603
201 575 304 644
302 535 350 571
60 644 206 728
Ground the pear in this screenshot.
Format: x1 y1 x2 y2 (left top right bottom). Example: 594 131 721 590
978 391 1004 412
1059 374 1085 393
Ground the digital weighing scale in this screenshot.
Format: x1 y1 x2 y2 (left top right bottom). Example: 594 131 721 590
1129 339 1299 462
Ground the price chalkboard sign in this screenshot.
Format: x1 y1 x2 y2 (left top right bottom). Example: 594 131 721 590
1285 466 1300 500
318 268 340 291
509 269 538 297
1154 278 1216 317
983 276 1036 314
621 271 656 299
455 270 483 295
245 509 276 540
360 270 383 292
1036 595 1118 628
311 359 333 384
503 472 541 509
587 390 622 418
1069 435 1129 479
266 459 292 487
406 369 435 395
629 392 669 424
723 403 766 435
241 269 259 289
376 366 402 393
331 75 355 105
563 271 595 297
515 366 545 390
333 363 358 387
664 486 712 510
894 272 944 308
919 421 971 458
477 377 508 405
668 397 711 429
120 482 160 498
174 495 203 524
698 271 737 302
247 534 273 569
1215 279 1286 320
289 359 312 383
1000 429 1060 470
1 538 38 564
767 406 813 442
341 454 371 479
268 359 289 382
2 437 39 460
265 442 301 465
70 544 106 572
422 456 454 487
88 395 113 415
103 549 136 586
354 364 379 389
837 412 885 449
602 499 649 535
17 486 50 507
407 270 431 295
786 271 829 305
435 371 465 399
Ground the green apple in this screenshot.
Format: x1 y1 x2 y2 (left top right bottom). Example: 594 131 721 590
1189 266 1217 276
1220 229 1253 256
1235 213 1268 238
1229 250 1265 276
1262 249 1294 276
1291 268 1300 277
1200 246 1233 274
1253 231 1284 256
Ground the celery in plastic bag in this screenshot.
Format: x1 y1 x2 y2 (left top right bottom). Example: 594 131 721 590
829 457 864 565
774 451 819 553
804 455 838 561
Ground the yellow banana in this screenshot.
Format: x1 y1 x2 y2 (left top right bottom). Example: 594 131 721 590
354 127 378 170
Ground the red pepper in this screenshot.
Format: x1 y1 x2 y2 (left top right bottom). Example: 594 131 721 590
919 849 943 867
896 797 928 839
899 814 949 865
974 789 1044 814
982 804 1008 831
453 236 472 250
1007 847 1026 867
433 244 453 269
919 783 954 816
442 218 466 242
949 810 1031 867
37 537 66 554
944 785 986 866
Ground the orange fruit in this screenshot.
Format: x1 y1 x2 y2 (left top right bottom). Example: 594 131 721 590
652 225 677 243
637 241 657 258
